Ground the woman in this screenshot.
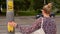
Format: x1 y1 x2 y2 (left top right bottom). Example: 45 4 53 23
10 4 56 34
36 3 55 19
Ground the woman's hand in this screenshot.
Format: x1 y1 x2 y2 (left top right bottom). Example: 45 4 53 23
8 21 17 27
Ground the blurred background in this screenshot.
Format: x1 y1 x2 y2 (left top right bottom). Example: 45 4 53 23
0 0 60 16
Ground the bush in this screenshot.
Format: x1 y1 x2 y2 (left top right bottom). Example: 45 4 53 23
1 12 6 16
16 11 37 16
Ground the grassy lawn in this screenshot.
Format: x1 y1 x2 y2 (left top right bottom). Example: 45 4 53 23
14 10 38 16
56 13 60 16
1 9 60 16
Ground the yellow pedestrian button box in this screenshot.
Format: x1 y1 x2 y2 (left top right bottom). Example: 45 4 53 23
8 21 14 32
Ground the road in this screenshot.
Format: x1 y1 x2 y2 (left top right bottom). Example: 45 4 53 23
0 16 60 34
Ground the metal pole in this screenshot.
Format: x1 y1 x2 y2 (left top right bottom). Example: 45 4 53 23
6 0 15 34
44 0 46 4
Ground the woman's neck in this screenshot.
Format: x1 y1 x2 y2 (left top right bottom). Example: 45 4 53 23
42 10 50 18
42 13 50 18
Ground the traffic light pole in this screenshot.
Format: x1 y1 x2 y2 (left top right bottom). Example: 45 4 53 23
6 0 15 34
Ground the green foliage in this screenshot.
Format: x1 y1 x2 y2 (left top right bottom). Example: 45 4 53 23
33 0 44 10
1 0 60 16
14 0 44 11
14 10 37 16
14 0 30 11
1 0 6 9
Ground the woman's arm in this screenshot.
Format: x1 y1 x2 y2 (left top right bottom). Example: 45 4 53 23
18 18 42 33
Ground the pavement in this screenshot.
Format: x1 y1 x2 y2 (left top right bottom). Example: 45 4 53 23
0 16 60 34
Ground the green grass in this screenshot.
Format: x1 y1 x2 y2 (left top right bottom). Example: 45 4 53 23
56 13 60 15
15 10 38 16
1 9 60 16
1 10 38 16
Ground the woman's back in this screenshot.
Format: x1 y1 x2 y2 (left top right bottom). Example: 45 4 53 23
42 17 56 34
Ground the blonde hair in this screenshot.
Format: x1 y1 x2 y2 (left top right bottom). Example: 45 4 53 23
48 3 53 9
42 5 52 14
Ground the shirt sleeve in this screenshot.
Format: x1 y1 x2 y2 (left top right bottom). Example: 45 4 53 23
17 18 42 33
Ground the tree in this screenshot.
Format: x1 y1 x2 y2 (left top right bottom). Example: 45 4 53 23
14 0 30 11
0 0 2 15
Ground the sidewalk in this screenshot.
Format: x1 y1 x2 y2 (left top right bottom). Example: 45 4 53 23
0 16 60 34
